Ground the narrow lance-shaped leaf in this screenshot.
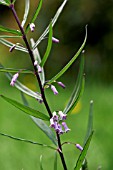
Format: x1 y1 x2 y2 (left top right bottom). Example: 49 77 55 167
0 25 22 35
40 22 53 67
83 100 94 146
21 0 30 27
47 26 87 85
0 132 56 150
0 67 33 74
0 95 49 121
30 38 45 85
54 151 57 170
74 131 94 170
0 38 28 53
63 54 85 114
21 92 57 146
5 72 42 100
40 155 44 170
25 0 43 33
32 0 67 49
0 0 8 5
0 35 21 38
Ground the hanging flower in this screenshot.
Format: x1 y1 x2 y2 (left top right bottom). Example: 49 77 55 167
76 144 83 151
51 85 58 95
10 72 19 86
62 122 70 133
30 23 35 32
58 111 67 120
57 81 66 89
52 37 59 43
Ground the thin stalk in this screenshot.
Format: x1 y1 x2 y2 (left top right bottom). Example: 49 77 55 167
9 3 67 170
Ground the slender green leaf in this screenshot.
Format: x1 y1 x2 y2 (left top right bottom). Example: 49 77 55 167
0 35 21 38
5 72 42 100
0 25 22 35
25 0 43 33
31 117 58 145
40 23 53 67
54 151 57 170
74 131 94 170
0 95 49 121
40 155 44 170
30 38 45 85
0 132 56 150
83 100 93 146
4 0 10 4
32 0 67 49
63 54 85 114
0 67 33 74
47 26 87 85
12 0 16 4
21 0 30 27
0 38 28 53
21 93 57 146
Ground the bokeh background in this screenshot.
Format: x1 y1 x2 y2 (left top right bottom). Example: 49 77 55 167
0 0 113 169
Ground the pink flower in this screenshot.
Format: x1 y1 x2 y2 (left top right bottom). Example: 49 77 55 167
62 122 70 133
10 72 19 86
51 85 58 95
30 23 35 32
58 111 67 120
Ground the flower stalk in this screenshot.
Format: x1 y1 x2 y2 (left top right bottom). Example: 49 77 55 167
9 3 67 170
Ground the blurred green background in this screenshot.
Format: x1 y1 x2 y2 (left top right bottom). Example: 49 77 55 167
0 0 113 169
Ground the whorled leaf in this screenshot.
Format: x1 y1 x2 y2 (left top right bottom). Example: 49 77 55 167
30 38 45 85
63 54 85 114
25 0 43 33
32 0 68 49
0 95 49 121
47 26 87 85
74 131 94 170
21 0 30 27
40 22 53 67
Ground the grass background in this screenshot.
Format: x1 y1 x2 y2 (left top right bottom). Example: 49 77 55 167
0 74 112 169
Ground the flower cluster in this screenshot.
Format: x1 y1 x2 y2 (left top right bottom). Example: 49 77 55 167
50 111 70 135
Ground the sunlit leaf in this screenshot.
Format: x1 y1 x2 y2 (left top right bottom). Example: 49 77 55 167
21 0 30 27
40 22 53 67
63 54 85 114
83 100 94 146
0 38 28 53
0 25 22 35
0 132 56 150
0 95 49 121
32 0 67 49
74 131 94 170
21 93 57 146
47 26 87 85
25 0 43 33
30 38 45 85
